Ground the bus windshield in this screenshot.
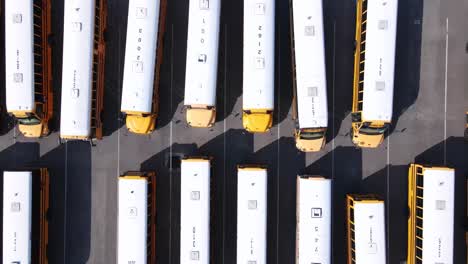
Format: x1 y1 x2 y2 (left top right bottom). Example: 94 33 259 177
18 116 41 126
359 124 388 135
300 130 325 140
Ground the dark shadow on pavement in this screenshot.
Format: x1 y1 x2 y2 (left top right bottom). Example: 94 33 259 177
58 142 92 264
49 0 65 133
217 0 243 123
101 0 128 136
156 0 188 129
323 0 355 143
390 0 424 134
273 0 293 127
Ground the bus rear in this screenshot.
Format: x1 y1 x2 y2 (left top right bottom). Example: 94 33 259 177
290 0 328 152
242 0 275 133
407 164 454 264
183 0 220 128
351 0 397 148
296 176 331 264
3 169 49 264
180 157 211 263
121 0 167 134
117 172 156 264
346 194 386 264
5 0 53 137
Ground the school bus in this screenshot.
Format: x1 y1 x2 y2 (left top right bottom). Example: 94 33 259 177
3 169 50 264
117 172 156 264
296 176 331 264
407 164 454 263
5 0 53 137
183 0 221 128
242 0 275 133
120 0 167 134
180 157 212 263
351 0 398 148
290 0 328 152
346 194 386 264
237 165 268 263
60 0 107 141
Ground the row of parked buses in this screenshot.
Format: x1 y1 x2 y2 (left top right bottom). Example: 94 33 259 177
4 0 401 149
4 0 107 140
2 163 456 264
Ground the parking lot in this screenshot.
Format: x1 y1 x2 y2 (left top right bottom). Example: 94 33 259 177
0 0 467 263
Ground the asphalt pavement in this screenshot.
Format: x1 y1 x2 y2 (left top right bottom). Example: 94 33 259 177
0 0 466 263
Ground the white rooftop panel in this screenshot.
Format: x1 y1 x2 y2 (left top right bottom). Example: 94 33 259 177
242 0 275 110
5 1 35 113
296 176 331 264
3 171 33 264
354 201 386 263
184 0 221 107
362 0 398 122
180 159 211 264
292 0 328 129
421 168 454 263
118 177 148 264
237 168 267 264
60 0 96 138
121 0 161 113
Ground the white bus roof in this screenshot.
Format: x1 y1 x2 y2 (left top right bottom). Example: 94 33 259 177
3 171 33 264
296 176 331 264
118 177 148 264
242 0 275 110
362 0 398 122
421 167 454 263
237 167 267 264
5 1 35 113
60 0 95 138
121 0 161 114
183 0 221 107
180 158 211 263
292 0 328 129
354 201 386 263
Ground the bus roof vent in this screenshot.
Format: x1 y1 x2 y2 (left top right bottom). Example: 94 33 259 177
375 81 385 91
378 20 388 30
307 86 318 97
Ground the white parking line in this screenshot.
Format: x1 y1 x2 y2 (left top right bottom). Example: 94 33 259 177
275 25 281 264
117 28 122 176
386 136 390 263
222 23 228 264
63 142 69 263
168 24 174 262
331 21 336 180
443 17 448 165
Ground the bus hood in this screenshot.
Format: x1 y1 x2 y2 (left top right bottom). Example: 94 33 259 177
126 115 156 135
18 124 44 138
295 137 325 152
242 112 273 133
186 108 216 128
352 132 384 148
